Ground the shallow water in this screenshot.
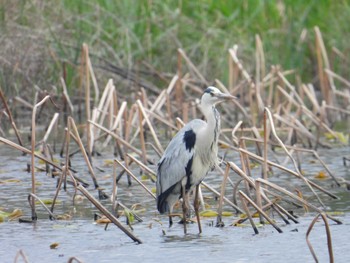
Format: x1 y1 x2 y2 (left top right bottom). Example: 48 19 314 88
0 143 349 262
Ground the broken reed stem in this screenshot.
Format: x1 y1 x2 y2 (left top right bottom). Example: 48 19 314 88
176 49 183 116
82 44 92 158
255 179 265 224
126 153 156 182
137 103 148 164
239 135 340 187
112 160 118 212
264 107 325 207
89 120 153 164
76 183 142 244
93 79 114 139
0 87 24 147
238 147 338 199
102 101 127 148
216 163 230 226
239 191 259 234
129 75 178 145
263 109 268 180
61 77 74 113
29 193 56 219
114 158 156 200
14 250 29 263
42 113 60 143
306 213 334 263
177 48 208 85
257 178 342 224
67 257 84 263
239 190 283 233
31 95 51 221
201 181 244 214
68 117 99 188
137 99 164 153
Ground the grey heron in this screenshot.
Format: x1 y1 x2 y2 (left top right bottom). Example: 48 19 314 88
156 86 236 234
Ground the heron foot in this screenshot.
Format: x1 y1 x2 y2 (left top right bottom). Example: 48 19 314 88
177 218 191 224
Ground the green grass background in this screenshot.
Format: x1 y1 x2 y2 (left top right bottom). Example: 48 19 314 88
1 0 350 94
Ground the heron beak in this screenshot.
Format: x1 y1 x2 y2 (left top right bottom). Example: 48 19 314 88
215 92 237 102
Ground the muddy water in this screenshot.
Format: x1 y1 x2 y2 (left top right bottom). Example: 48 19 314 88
0 143 349 263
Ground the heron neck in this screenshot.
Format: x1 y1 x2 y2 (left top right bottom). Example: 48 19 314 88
201 104 220 139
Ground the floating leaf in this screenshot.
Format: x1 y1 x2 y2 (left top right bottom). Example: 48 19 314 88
222 211 233 217
95 217 111 224
50 243 59 249
9 209 23 219
103 159 114 166
326 211 345 216
249 162 260 169
200 210 218 217
324 132 349 144
56 214 72 220
36 199 61 205
315 171 328 179
141 175 150 181
0 179 21 184
124 208 135 224
0 209 23 222
239 212 259 218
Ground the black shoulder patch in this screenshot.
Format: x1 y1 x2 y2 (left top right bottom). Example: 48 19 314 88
183 129 196 151
185 157 193 190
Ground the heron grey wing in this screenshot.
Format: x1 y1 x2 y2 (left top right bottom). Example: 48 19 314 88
156 119 205 196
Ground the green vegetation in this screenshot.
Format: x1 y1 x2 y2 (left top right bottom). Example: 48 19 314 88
1 0 350 94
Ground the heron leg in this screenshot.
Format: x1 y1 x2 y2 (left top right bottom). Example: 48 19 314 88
194 184 202 234
182 186 188 234
168 214 173 227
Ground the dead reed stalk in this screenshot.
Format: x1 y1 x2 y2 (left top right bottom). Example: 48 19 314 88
306 213 334 263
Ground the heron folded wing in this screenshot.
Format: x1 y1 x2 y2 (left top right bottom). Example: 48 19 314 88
156 120 204 200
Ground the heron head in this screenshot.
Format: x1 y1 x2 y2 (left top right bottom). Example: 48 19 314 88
201 86 236 106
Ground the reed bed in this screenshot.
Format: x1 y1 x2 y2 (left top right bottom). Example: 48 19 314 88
0 28 349 261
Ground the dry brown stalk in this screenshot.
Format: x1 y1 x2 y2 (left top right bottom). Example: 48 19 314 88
60 77 74 113
216 164 230 227
102 101 128 148
315 27 336 107
137 103 147 164
76 183 142 243
30 94 53 220
201 181 244 213
263 110 268 181
14 250 29 263
42 113 60 143
176 49 183 115
0 87 24 147
177 48 208 85
239 190 283 233
127 153 156 182
68 117 99 188
306 213 334 263
238 148 339 199
89 120 153 163
239 191 259 234
114 158 156 200
137 100 164 153
266 107 327 207
256 178 342 225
